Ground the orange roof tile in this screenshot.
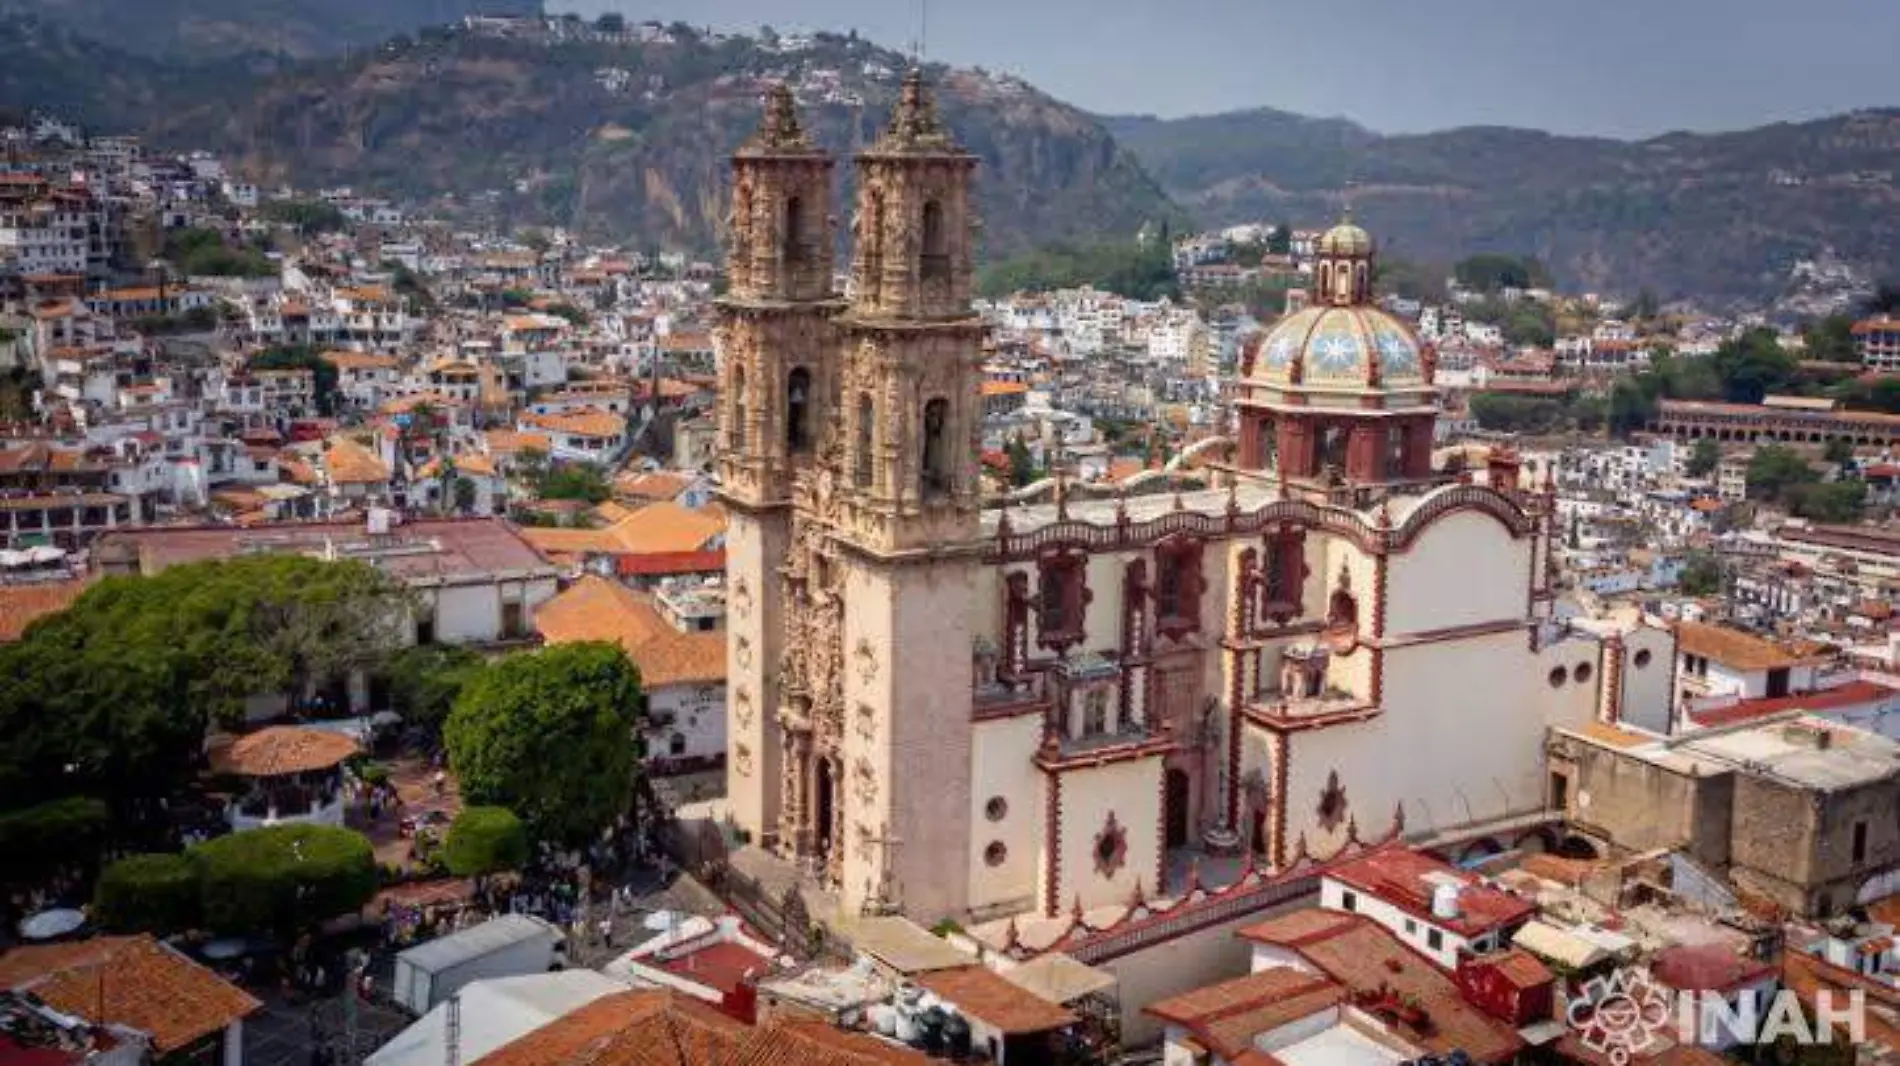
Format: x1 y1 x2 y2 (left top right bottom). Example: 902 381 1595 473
322 350 400 371
534 576 724 687
0 936 259 1053
1675 621 1829 672
475 989 747 1066
723 1019 927 1066
322 437 390 484
523 409 626 439
485 430 553 456
1145 968 1344 1060
913 966 1074 1035
0 579 87 643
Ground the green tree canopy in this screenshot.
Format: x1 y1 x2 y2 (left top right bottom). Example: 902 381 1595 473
977 240 1180 302
0 557 408 814
1686 439 1721 478
1746 445 1820 503
191 824 377 934
1711 329 1800 404
388 645 488 732
1005 433 1038 488
446 643 645 844
443 806 529 876
0 797 108 881
1453 254 1551 293
1803 313 1860 363
1787 480 1866 524
93 853 200 934
1680 552 1723 596
535 461 614 503
261 199 349 235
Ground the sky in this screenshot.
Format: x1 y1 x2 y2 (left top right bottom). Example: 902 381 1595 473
547 0 1900 138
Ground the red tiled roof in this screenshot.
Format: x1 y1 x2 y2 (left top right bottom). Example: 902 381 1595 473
722 1020 927 1066
913 966 1075 1035
0 579 87 642
1239 911 1523 1063
1144 968 1343 1059
615 550 726 578
1686 680 1898 728
654 941 773 1000
1649 944 1775 995
475 989 747 1066
0 936 259 1054
1324 846 1536 938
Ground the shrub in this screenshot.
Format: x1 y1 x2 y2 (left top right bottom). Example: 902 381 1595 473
94 853 200 933
191 824 377 934
0 797 109 878
443 807 529 877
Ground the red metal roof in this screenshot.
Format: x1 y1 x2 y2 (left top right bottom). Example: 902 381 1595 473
1686 680 1898 728
615 549 726 577
1325 846 1536 939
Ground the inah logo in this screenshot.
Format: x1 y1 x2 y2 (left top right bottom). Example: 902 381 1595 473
1564 965 1866 1058
1566 968 1673 1065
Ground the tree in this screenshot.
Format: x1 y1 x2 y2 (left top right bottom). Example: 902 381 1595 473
387 645 487 733
1712 329 1799 404
536 462 613 503
1625 289 1661 322
1453 254 1549 294
260 200 349 235
0 797 108 881
443 807 529 876
1680 552 1723 596
1863 283 1900 317
976 240 1180 301
1804 313 1859 363
446 643 645 844
0 557 408 816
1788 481 1866 524
1746 445 1819 503
191 824 377 934
1824 436 1855 469
1264 224 1292 256
94 853 200 933
1006 433 1038 487
1686 439 1721 478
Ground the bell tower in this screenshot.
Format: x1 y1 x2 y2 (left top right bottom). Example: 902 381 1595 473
833 69 984 555
824 70 984 920
718 84 843 847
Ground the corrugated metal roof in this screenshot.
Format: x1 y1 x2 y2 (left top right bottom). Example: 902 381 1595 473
398 915 558 975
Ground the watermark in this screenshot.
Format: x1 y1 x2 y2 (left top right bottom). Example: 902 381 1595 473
1565 966 1865 1064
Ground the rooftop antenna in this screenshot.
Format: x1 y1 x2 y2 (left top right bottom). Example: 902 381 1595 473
911 0 928 64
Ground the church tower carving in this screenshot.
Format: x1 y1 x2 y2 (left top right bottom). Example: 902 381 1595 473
718 85 843 848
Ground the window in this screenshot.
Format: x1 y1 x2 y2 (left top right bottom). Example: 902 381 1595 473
984 841 1007 867
1340 890 1358 913
1083 688 1112 737
921 398 950 498
855 394 875 488
1156 552 1184 619
1633 648 1653 669
1036 550 1090 654
669 733 687 756
1040 567 1069 634
729 367 747 449
985 797 1008 822
1404 918 1417 935
920 199 948 281
415 615 436 646
782 195 805 264
501 601 525 639
1854 820 1868 864
1574 662 1594 684
1427 929 1443 951
1548 665 1567 688
786 367 812 453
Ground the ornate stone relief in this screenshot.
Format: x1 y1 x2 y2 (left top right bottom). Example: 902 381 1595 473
734 685 754 730
1093 812 1130 879
734 743 754 777
1316 770 1349 832
854 638 880 687
735 635 754 670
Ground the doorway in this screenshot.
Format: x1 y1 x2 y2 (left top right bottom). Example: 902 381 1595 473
814 757 836 863
1165 768 1192 848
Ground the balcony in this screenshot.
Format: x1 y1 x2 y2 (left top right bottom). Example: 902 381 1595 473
1035 715 1176 771
1242 688 1380 731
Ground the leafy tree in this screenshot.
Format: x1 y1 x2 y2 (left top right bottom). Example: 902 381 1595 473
387 645 488 732
443 806 529 876
446 643 645 844
191 824 377 935
1373 256 1449 304
977 240 1180 301
0 557 408 815
1863 283 1900 317
1803 313 1859 363
1006 433 1038 487
536 461 613 503
94 853 200 933
1686 439 1721 478
0 797 108 881
1680 552 1723 596
454 477 479 514
1746 445 1819 503
1824 436 1855 469
261 199 349 235
164 227 276 278
1625 289 1661 322
1264 224 1292 256
1453 254 1550 293
1468 393 1567 434
1787 481 1866 524
1711 329 1799 404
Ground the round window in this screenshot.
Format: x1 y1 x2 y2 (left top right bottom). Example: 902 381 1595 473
984 841 1007 867
1575 662 1594 684
1548 666 1568 688
985 797 1008 822
1633 649 1653 669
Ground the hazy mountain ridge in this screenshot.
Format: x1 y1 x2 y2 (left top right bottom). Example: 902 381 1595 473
1 0 542 58
1105 106 1900 300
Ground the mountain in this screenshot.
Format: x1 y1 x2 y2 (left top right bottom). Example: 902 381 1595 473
0 0 541 59
132 28 1174 257
1105 107 1900 302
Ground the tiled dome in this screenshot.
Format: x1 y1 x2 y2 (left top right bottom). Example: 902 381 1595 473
1250 304 1425 389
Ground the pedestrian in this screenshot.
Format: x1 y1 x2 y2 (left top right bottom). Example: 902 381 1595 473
598 917 613 949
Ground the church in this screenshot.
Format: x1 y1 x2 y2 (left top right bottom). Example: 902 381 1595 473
716 75 1673 924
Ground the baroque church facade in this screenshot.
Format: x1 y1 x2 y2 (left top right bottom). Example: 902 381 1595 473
717 76 1674 923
